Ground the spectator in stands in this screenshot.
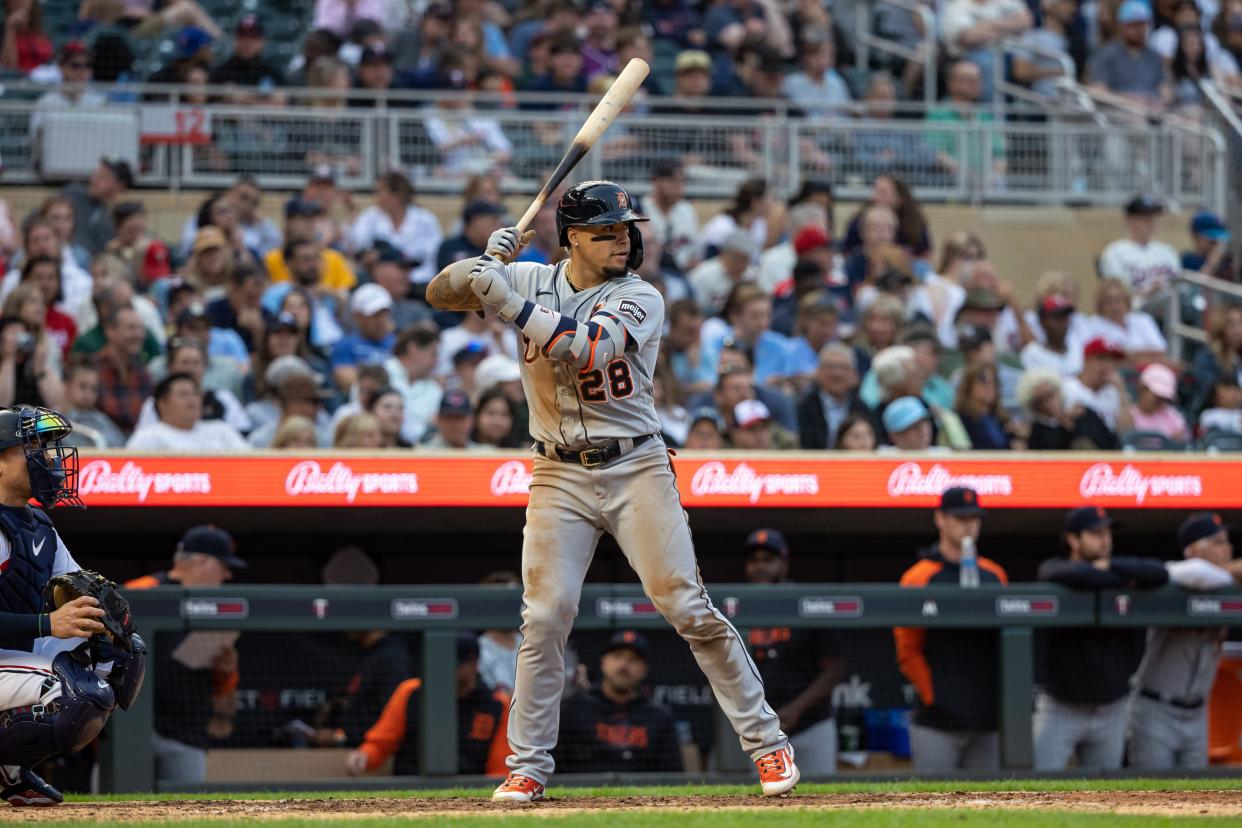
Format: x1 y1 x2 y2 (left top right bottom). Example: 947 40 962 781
941 0 1032 102
126 372 248 451
1098 196 1180 313
0 0 51 74
701 178 779 260
687 346 798 432
879 396 934 450
580 1 620 80
852 294 903 377
786 289 844 379
126 526 246 784
271 416 319 449
29 42 106 167
683 407 726 449
383 324 442 445
1151 0 1226 63
1087 1 1170 108
333 412 384 448
783 35 851 118
729 398 797 449
760 202 832 295
1181 211 1234 280
650 0 707 47
436 201 506 271
436 313 518 380
846 177 933 262
424 77 515 180
835 412 878 450
1034 507 1169 770
1018 368 1120 450
1012 0 1078 97
172 302 249 386
862 323 954 410
249 372 330 448
1213 0 1242 68
391 2 453 77
148 26 216 87
895 487 1008 771
366 248 430 331
61 357 124 447
181 227 235 298
704 0 791 57
364 386 410 449
136 337 250 433
1198 375 1242 435
872 345 971 448
1130 363 1190 442
688 232 758 316
954 362 1013 449
71 280 161 362
704 285 793 386
0 295 61 409
842 206 898 299
474 355 528 439
927 61 1008 184
1129 513 1242 769
471 386 521 448
311 0 385 39
226 178 281 257
743 528 843 773
664 299 714 394
203 264 266 354
1062 336 1135 435
1019 294 1082 377
797 343 869 449
93 305 152 435
18 255 76 358
528 35 588 96
424 389 478 449
1189 305 1242 414
39 196 90 272
554 630 684 773
346 631 510 777
330 284 395 393
267 202 357 294
210 15 284 103
349 171 442 285
351 44 397 104
105 202 172 288
61 157 132 256
644 162 701 274
1087 277 1170 366
852 74 948 183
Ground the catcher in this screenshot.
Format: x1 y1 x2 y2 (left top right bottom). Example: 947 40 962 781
0 406 145 806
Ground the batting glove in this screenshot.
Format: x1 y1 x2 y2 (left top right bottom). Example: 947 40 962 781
486 227 537 263
468 255 524 319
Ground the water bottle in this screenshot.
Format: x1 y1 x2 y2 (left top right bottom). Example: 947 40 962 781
959 536 980 589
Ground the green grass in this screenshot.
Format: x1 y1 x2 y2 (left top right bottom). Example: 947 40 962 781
63 776 1242 802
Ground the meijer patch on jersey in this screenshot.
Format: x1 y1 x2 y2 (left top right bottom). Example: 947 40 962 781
618 300 647 323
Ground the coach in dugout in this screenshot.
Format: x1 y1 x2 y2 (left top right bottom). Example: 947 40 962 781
1033 507 1168 770
894 487 1008 772
743 528 844 774
1128 512 1242 769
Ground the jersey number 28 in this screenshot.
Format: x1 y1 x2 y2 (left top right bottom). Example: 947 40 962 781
579 359 634 402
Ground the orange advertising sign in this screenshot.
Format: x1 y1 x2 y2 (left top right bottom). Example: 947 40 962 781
74 453 1240 510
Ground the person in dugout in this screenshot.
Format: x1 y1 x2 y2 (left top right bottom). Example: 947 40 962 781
743 528 844 774
893 486 1009 772
345 631 510 776
554 630 684 773
125 525 247 784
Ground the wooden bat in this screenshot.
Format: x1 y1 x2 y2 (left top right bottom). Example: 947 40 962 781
512 58 650 235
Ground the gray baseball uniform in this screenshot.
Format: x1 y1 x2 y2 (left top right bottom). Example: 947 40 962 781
499 259 786 783
1126 627 1225 769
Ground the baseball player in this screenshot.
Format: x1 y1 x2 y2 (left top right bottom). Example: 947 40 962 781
427 181 798 802
1128 512 1242 769
0 406 145 805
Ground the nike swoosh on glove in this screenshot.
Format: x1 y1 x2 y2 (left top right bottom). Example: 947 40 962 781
468 255 523 319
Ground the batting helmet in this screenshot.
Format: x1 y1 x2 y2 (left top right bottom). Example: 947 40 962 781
0 407 81 509
555 180 648 271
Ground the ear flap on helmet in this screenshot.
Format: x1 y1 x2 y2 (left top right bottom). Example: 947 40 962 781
626 223 644 271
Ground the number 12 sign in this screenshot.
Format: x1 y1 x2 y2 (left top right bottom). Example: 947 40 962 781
140 106 213 145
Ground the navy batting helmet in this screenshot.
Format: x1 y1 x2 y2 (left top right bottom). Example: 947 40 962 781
555 180 648 271
0 407 81 509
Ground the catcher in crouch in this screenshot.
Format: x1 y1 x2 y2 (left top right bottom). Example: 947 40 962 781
0 406 146 806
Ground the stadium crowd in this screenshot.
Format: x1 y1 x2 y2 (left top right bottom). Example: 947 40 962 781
0 152 1230 455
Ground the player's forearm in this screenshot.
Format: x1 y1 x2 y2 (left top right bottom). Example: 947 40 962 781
427 262 484 311
506 299 624 372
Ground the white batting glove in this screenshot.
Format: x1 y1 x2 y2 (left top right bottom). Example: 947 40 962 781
468 255 524 319
486 227 523 259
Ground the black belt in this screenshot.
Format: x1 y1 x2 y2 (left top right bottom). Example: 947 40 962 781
533 434 654 468
1140 688 1204 709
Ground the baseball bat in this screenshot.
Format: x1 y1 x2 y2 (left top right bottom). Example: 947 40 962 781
512 58 650 235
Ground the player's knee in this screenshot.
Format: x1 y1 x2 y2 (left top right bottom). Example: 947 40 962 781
651 589 728 640
521 597 579 636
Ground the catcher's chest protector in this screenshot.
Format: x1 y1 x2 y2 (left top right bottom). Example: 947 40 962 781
0 505 56 650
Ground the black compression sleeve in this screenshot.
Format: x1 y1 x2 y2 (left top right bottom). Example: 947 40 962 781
0 610 44 639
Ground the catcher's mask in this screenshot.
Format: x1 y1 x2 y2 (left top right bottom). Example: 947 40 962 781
0 407 81 509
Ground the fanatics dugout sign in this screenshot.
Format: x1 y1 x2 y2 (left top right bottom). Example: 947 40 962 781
74 453 1237 509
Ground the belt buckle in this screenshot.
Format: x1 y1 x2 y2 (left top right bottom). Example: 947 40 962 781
579 447 607 468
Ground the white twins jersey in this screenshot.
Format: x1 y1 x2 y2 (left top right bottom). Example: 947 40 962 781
504 260 664 447
1097 239 1180 297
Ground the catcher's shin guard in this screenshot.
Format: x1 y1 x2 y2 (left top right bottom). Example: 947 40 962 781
0 653 114 767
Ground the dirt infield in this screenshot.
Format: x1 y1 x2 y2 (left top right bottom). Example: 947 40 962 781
13 790 1242 822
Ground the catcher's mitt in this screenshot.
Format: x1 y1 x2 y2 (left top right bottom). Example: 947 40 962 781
42 570 137 651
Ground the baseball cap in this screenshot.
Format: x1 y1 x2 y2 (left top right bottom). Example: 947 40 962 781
192 226 227 254
882 396 929 434
1040 294 1075 316
956 323 992 352
457 630 481 661
793 226 831 256
277 373 329 403
177 525 246 569
1117 0 1154 24
1139 363 1178 402
1064 506 1115 535
59 41 89 63
1082 336 1126 360
267 311 299 333
452 341 489 366
722 230 757 257
236 14 264 37
285 197 324 218
900 321 939 348
475 354 521 390
439 388 473 416
939 486 984 517
372 243 409 267
349 283 394 317
462 200 506 223
1125 193 1163 215
100 156 134 189
962 288 1005 312
360 44 393 64
733 399 771 429
604 629 649 660
265 355 318 389
1178 511 1233 549
689 406 726 432
175 26 215 60
1191 211 1230 241
746 527 789 558
675 50 712 73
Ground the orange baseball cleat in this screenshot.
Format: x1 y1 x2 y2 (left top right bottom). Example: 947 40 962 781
492 773 546 803
755 744 800 797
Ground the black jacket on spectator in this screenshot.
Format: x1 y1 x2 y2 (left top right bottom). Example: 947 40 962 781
210 56 283 88
554 685 684 773
796 387 871 449
1027 409 1119 450
1036 556 1169 704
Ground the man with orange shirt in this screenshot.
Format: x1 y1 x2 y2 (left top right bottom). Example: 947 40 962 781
893 487 1008 771
345 632 510 776
125 525 246 783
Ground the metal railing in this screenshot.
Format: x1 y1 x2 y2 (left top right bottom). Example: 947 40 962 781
854 0 939 104
1166 268 1242 363
102 582 1242 793
0 80 1227 209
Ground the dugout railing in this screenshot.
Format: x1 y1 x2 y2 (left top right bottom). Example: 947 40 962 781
101 583 1242 793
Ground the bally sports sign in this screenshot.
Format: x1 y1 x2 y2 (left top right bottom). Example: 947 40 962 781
73 454 1227 509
